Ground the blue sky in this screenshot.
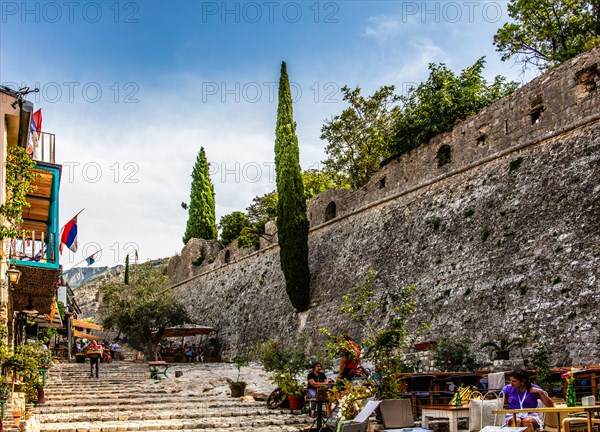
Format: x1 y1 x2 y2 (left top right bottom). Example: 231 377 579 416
0 1 537 268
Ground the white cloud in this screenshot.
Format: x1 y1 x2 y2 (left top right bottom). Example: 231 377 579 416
362 14 407 43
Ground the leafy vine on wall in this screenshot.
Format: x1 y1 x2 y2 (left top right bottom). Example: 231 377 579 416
0 145 38 241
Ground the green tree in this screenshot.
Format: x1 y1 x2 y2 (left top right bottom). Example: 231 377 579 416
319 270 423 398
433 337 476 372
321 85 400 189
124 254 130 285
392 58 518 156
302 168 349 200
100 264 191 359
233 191 278 249
218 211 251 245
494 0 600 71
182 147 217 244
274 61 311 312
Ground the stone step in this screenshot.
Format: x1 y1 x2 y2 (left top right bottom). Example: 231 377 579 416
39 415 311 431
35 406 297 423
38 399 269 411
35 362 303 432
37 401 275 414
41 394 231 405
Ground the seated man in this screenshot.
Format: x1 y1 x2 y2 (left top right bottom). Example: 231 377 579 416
307 362 333 417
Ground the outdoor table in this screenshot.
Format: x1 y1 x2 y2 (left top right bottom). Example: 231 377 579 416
420 405 470 432
148 361 169 379
493 405 600 432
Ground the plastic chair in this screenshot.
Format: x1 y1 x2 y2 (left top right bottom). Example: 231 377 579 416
379 398 415 429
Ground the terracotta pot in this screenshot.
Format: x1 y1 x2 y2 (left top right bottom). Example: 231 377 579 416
229 382 246 398
12 411 21 426
287 395 304 411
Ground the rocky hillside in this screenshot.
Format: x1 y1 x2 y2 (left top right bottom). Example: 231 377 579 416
65 258 170 320
63 265 123 289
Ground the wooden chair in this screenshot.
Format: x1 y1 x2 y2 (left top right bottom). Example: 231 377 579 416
543 400 586 432
561 417 600 432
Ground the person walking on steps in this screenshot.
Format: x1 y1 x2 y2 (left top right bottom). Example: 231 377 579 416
87 340 103 378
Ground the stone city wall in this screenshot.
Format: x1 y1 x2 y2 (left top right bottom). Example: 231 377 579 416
169 48 600 367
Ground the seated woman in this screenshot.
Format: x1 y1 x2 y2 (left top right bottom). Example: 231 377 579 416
503 369 554 432
307 362 333 418
354 365 376 386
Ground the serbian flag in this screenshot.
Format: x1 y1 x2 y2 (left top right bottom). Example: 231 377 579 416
85 253 96 265
33 109 42 132
59 216 78 253
27 109 42 157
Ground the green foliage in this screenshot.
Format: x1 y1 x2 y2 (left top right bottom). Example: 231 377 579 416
480 335 522 360
320 271 423 398
3 342 49 402
0 144 38 241
124 254 130 285
274 61 311 312
0 376 10 400
302 168 349 200
100 263 191 359
238 191 279 248
433 337 476 372
39 327 58 344
271 371 303 396
392 58 518 157
183 147 217 244
218 211 251 245
530 343 554 392
232 356 248 383
494 0 600 71
57 301 66 320
321 85 400 189
250 339 316 375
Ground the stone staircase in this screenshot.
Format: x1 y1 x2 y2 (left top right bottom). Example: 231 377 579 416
32 362 313 432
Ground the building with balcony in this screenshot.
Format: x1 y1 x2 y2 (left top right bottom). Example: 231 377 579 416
0 85 62 346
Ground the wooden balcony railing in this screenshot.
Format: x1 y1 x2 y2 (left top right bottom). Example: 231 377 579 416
9 230 57 264
31 131 56 164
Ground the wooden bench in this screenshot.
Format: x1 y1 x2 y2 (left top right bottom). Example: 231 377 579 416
148 361 169 379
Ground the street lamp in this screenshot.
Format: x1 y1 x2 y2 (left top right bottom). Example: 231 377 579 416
6 266 21 286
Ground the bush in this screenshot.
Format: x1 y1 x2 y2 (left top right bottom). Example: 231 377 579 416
433 337 476 372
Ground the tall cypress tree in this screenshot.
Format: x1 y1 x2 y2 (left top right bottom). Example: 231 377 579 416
274 61 311 312
183 147 217 244
124 255 130 285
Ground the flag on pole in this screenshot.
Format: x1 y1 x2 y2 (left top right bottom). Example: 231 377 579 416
59 216 78 253
85 253 96 265
27 109 42 158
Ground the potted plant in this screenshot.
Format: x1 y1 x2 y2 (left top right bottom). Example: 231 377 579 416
481 336 521 360
273 372 304 411
0 376 10 401
228 357 248 398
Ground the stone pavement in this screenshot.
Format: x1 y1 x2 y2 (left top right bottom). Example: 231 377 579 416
31 362 314 432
